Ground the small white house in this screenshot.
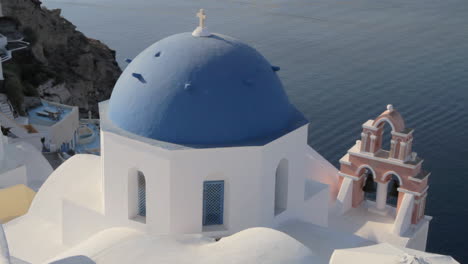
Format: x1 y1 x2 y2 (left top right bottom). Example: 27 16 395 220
27 100 79 152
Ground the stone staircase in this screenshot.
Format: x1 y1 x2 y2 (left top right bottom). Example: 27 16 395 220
0 94 14 119
0 102 13 120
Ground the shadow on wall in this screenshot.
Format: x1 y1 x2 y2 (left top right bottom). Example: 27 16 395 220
49 255 96 264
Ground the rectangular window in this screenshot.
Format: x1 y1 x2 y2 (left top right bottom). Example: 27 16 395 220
203 181 224 226
138 172 146 217
128 169 146 223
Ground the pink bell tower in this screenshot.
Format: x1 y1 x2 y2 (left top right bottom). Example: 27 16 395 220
336 105 429 235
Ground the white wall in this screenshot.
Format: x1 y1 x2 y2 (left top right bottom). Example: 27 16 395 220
406 219 430 251
0 133 5 161
1 140 52 191
23 155 101 228
302 180 329 227
168 145 262 234
44 101 79 152
4 121 335 261
4 154 103 263
0 222 11 264
9 135 42 151
101 130 171 234
101 123 318 237
305 146 339 200
0 165 27 189
263 125 309 228
62 199 110 246
169 123 308 235
393 193 414 236
336 178 353 215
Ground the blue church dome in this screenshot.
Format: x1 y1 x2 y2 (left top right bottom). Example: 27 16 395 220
108 32 308 147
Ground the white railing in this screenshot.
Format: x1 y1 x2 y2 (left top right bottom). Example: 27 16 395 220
6 40 29 52
0 33 30 62
0 51 11 62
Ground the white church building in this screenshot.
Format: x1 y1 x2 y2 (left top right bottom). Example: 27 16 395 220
94 9 323 236
1 10 451 264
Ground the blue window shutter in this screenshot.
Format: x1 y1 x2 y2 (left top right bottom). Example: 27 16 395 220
203 181 224 226
138 173 146 217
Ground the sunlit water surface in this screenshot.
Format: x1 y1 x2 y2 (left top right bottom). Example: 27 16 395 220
42 0 468 261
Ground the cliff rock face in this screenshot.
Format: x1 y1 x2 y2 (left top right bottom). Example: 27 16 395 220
1 0 121 116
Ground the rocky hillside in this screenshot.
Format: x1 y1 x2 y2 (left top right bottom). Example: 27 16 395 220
0 0 121 116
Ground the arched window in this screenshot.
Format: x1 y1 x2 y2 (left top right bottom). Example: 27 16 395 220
128 169 146 222
386 174 401 207
274 159 289 216
361 168 377 201
380 122 392 151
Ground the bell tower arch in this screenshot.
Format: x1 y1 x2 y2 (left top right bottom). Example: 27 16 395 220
337 105 430 235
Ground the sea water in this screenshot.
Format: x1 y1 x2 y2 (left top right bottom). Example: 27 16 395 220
40 0 468 261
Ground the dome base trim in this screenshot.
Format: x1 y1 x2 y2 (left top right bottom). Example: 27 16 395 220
192 26 211 37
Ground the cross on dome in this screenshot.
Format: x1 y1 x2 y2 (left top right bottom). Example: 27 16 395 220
192 8 211 37
197 9 206 28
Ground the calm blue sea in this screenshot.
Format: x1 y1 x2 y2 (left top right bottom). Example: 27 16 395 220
42 0 468 261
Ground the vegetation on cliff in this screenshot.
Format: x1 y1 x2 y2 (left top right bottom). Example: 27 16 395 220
0 0 121 116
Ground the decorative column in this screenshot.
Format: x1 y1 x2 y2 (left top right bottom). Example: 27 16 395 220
376 182 389 210
420 195 427 221
369 135 377 153
398 142 407 160
406 139 413 159
389 140 396 158
415 194 427 223
360 133 368 152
